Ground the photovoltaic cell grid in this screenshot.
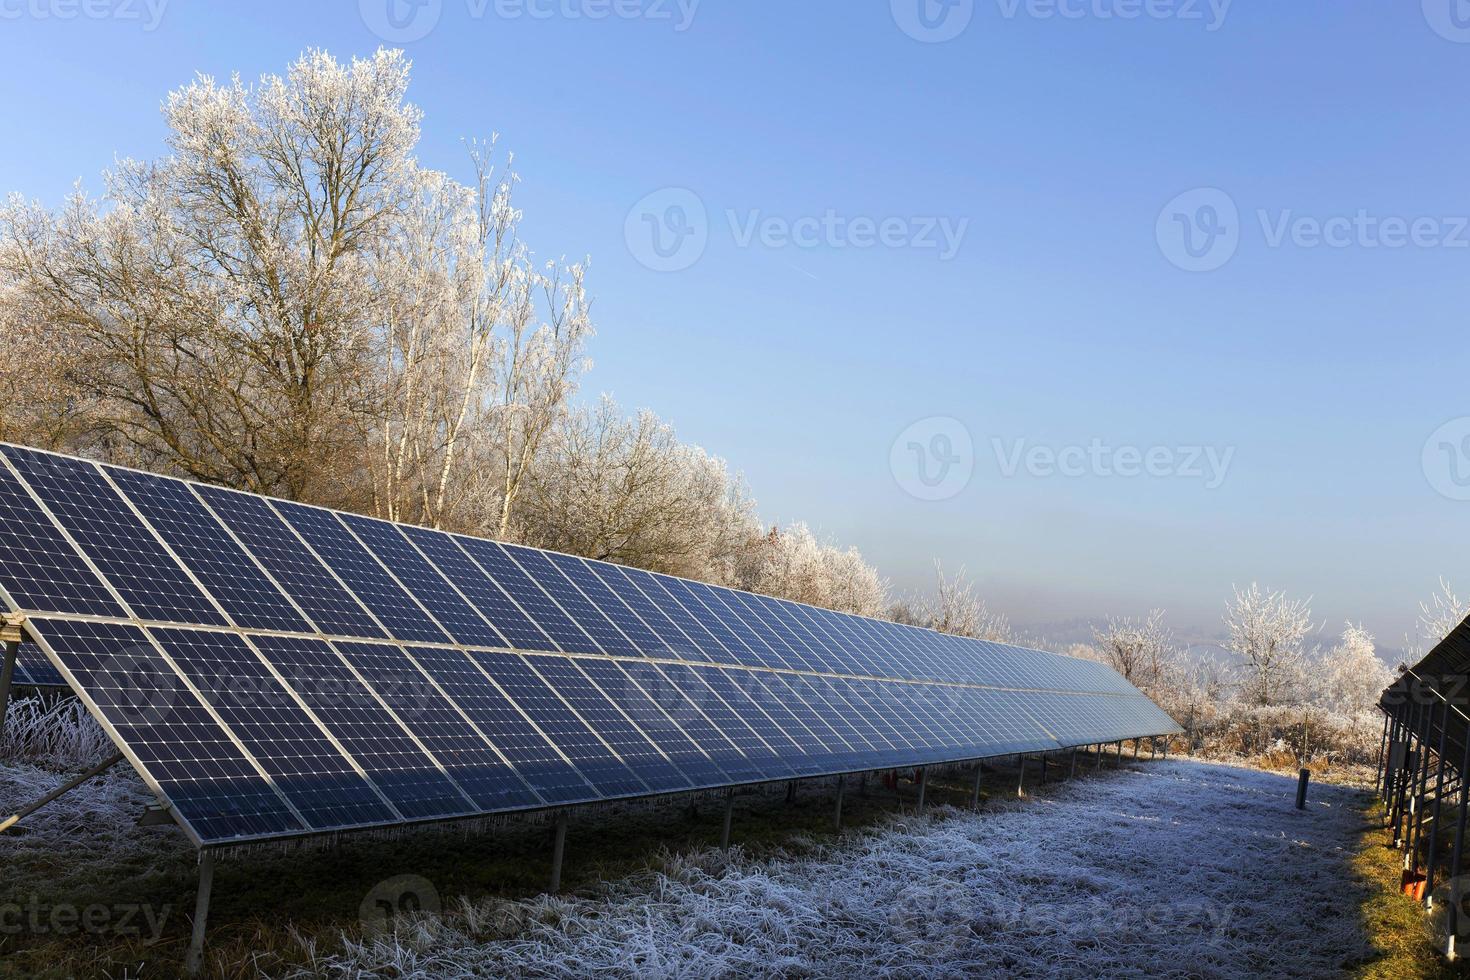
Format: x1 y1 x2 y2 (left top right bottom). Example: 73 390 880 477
0 443 1180 846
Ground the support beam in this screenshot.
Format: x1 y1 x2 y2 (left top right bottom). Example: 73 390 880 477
916 767 927 812
972 764 983 809
1040 754 1048 785
834 775 845 831
0 638 17 734
1068 749 1077 780
785 781 797 804
1 752 124 833
1017 756 1027 797
1448 714 1470 957
1094 743 1102 774
549 812 568 893
1426 705 1451 906
184 852 214 977
1373 712 1390 798
1411 698 1439 872
1162 738 1168 761
720 788 734 849
1133 739 1140 760
1115 741 1123 766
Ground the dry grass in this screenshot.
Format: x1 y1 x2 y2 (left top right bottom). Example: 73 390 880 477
1348 797 1468 980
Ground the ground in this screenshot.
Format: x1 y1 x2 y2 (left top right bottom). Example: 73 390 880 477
3 705 1432 979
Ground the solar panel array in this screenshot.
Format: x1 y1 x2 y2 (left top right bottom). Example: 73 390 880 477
0 443 1179 846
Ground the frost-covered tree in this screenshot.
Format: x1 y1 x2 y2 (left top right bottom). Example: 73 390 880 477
896 563 1014 642
1224 583 1316 708
1309 623 1390 731
514 397 755 579
1407 578 1470 657
1090 610 1178 699
732 524 889 619
0 49 590 524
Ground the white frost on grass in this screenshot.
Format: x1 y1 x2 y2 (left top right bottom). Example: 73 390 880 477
296 761 1374 979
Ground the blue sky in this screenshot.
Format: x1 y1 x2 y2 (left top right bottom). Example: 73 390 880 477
1 1 1466 652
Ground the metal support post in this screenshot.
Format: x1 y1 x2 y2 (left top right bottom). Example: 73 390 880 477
549 811 568 893
0 639 17 734
1133 739 1140 760
1069 749 1077 779
1017 756 1027 797
834 775 845 831
1426 694 1453 905
1448 716 1470 957
972 764 983 809
1094 743 1102 773
916 767 927 812
1374 712 1390 797
785 781 797 804
184 851 215 977
1412 699 1440 873
720 787 734 849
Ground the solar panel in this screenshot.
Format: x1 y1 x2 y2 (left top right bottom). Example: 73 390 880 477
0 442 1181 846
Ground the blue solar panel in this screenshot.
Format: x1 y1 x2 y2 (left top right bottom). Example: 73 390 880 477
108 466 312 633
9 648 66 687
717 589 813 672
341 514 506 648
470 652 647 798
584 563 709 661
544 553 666 657
575 658 728 786
249 634 474 820
406 645 592 805
275 502 450 646
617 568 723 662
504 546 643 658
526 657 692 793
148 626 396 829
26 618 303 842
0 452 123 618
654 576 766 668
402 527 554 651
655 661 792 780
3 447 226 626
195 485 387 639
331 641 544 812
0 442 1182 846
456 537 598 654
